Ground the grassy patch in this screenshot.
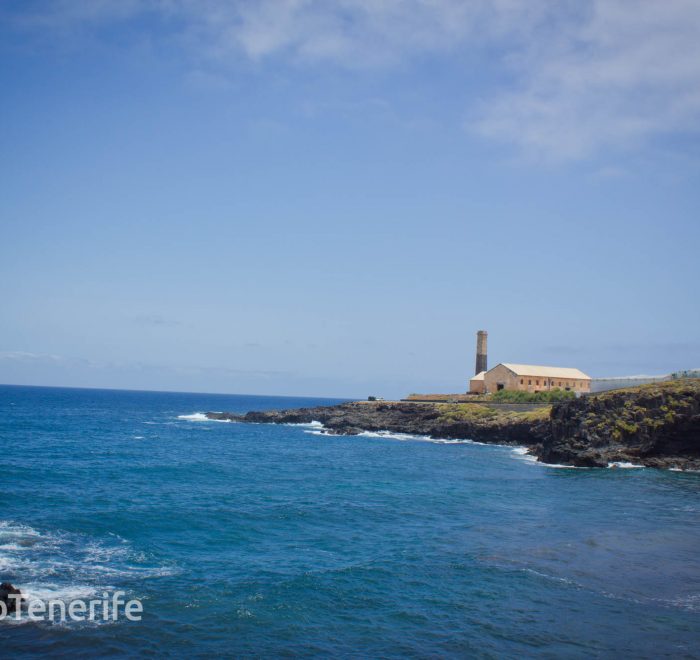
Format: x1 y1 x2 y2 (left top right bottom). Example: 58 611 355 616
491 388 576 403
437 404 498 423
511 406 553 422
436 403 552 424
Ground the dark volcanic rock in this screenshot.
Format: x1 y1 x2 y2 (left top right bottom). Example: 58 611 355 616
207 379 700 471
535 379 700 470
0 582 23 614
207 401 549 446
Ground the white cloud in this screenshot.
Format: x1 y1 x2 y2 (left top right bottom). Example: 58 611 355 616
0 351 65 362
8 0 700 160
473 0 700 159
9 0 543 64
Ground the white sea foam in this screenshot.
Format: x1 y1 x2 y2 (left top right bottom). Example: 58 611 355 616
0 543 27 553
664 593 700 612
23 583 100 604
177 412 209 421
0 521 42 538
286 420 324 427
306 428 485 445
514 451 647 470
511 447 583 469
359 430 432 441
511 447 541 465
177 412 232 423
0 519 176 625
430 438 482 445
357 430 481 444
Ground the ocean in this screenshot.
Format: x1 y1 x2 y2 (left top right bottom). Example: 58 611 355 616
1 384 699 657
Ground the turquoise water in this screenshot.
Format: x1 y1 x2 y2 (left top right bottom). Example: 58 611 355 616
1 384 699 657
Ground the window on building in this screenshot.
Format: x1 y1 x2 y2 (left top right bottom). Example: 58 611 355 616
528 380 531 385
536 380 540 385
520 379 523 385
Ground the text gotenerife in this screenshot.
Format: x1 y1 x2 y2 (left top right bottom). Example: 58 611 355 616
0 591 143 624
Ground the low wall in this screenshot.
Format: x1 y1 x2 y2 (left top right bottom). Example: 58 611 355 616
591 376 669 393
400 399 550 412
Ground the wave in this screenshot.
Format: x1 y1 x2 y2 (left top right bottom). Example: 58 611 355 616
177 412 209 421
357 430 482 444
512 449 648 470
511 447 585 469
285 420 324 427
359 430 432 441
430 438 484 445
303 427 487 445
0 520 176 626
177 412 231 423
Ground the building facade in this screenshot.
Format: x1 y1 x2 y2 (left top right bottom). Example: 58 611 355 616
481 363 591 394
469 370 486 394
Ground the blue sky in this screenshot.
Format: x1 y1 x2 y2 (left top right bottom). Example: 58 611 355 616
1 1 699 398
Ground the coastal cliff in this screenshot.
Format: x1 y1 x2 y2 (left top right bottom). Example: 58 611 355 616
207 379 700 470
207 401 551 445
537 379 700 469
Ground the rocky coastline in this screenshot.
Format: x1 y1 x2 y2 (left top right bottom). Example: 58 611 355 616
207 379 700 471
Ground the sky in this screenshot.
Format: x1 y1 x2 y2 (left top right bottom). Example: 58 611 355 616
1 0 699 398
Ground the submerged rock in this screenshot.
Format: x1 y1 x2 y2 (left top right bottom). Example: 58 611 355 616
0 582 23 614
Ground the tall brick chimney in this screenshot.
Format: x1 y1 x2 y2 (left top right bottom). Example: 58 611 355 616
475 330 487 375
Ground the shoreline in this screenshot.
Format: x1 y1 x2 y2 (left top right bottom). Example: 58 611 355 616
207 379 700 471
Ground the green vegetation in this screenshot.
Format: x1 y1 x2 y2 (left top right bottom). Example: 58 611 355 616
512 406 552 422
615 419 639 435
437 403 498 423
574 378 700 444
436 402 552 425
491 388 576 403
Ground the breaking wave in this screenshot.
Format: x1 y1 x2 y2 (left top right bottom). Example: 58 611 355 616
0 520 176 626
304 426 482 445
511 446 584 469
285 420 324 428
177 412 231 422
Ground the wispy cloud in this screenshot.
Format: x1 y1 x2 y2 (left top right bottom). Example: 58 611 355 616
0 350 65 362
0 349 288 378
132 314 182 328
473 0 700 160
7 0 700 160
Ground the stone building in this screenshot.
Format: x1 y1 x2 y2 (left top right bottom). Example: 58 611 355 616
469 370 486 394
482 363 591 394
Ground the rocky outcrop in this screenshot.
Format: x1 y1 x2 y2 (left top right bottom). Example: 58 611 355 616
534 379 700 469
0 582 23 614
208 379 700 471
207 401 550 446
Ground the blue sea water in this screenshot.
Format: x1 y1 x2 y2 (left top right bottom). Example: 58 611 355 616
1 384 699 658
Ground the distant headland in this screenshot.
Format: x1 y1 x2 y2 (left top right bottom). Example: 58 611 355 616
207 379 700 471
